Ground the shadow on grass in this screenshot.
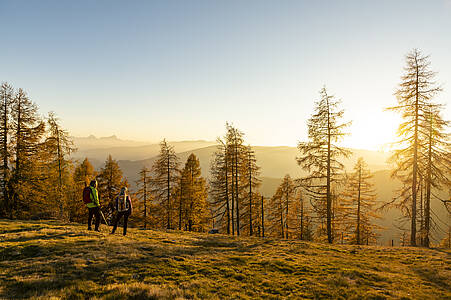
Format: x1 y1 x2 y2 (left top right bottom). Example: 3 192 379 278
0 225 45 235
3 232 86 243
412 266 450 290
0 237 165 298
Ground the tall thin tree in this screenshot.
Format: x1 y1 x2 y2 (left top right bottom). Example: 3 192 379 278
297 87 351 243
386 49 442 246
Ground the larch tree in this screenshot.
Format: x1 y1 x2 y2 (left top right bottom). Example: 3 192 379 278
210 138 231 234
0 82 12 217
386 49 442 246
45 112 75 220
97 154 124 221
240 145 261 236
9 88 46 219
297 86 351 243
268 175 296 239
70 158 96 222
340 158 379 245
179 153 209 231
74 158 96 187
297 189 313 241
151 139 180 229
226 123 245 236
210 124 248 235
418 105 450 247
136 166 153 229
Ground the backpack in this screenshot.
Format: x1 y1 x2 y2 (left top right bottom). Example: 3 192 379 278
117 195 130 212
83 186 92 204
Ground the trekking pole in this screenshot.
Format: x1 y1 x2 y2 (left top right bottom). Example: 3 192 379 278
100 210 109 226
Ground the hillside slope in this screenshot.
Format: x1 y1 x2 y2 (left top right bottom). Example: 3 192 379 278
0 220 449 299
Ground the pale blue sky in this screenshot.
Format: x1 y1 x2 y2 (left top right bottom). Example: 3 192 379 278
0 0 450 149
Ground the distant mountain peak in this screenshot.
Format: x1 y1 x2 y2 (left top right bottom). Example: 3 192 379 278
100 135 118 140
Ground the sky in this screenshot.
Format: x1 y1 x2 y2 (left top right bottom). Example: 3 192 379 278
0 0 450 150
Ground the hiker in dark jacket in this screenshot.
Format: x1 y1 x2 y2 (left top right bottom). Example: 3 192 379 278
111 187 133 235
87 180 101 231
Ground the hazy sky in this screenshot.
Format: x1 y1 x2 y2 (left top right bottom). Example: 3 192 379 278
1 0 450 150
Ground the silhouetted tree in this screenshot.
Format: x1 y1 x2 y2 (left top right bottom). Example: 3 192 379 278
0 82 12 217
297 87 351 243
419 106 450 246
151 139 180 229
210 138 231 233
268 175 295 238
240 145 261 236
226 123 245 236
386 49 443 246
136 166 152 229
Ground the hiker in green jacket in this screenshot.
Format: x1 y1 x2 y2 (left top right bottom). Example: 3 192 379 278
87 180 101 231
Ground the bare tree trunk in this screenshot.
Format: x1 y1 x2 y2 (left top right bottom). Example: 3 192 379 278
423 111 433 247
326 96 332 243
231 150 235 235
235 142 240 236
357 164 361 245
178 177 182 230
167 155 171 229
144 173 147 229
285 190 289 239
1 89 8 219
411 58 419 247
300 192 304 240
261 195 264 238
225 152 230 234
249 152 253 236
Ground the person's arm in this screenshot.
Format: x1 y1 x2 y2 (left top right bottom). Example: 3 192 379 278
127 196 132 215
90 188 100 207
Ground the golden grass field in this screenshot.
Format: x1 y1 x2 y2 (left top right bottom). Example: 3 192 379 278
0 219 450 299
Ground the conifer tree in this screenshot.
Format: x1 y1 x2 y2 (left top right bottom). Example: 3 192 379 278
210 138 231 233
9 88 46 218
240 145 261 236
0 83 12 217
179 153 209 231
418 106 450 247
226 123 245 236
44 112 75 219
386 49 443 246
340 158 379 245
74 158 96 187
97 155 124 208
136 166 153 229
297 190 313 241
297 87 351 243
151 139 180 229
268 175 296 238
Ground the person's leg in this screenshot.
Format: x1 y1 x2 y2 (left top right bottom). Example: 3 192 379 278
94 207 101 231
111 212 122 234
88 208 93 230
123 212 129 235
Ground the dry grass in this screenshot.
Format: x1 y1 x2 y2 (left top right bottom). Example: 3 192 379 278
0 219 450 299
